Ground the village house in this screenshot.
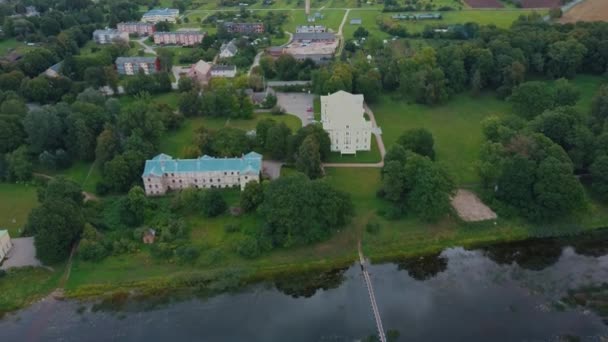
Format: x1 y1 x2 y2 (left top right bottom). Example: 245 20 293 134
219 39 238 58
223 22 265 34
117 22 156 36
141 8 179 23
154 31 205 46
188 60 213 85
115 57 160 75
0 230 12 261
141 152 262 196
211 64 237 78
321 90 372 154
93 29 129 44
295 25 326 33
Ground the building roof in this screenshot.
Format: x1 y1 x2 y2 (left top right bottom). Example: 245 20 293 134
350 18 362 24
142 152 263 177
211 64 236 72
94 29 121 35
143 8 179 16
293 32 336 41
47 61 63 73
220 40 238 55
191 60 212 75
118 21 155 27
321 90 371 130
156 30 204 35
115 56 157 64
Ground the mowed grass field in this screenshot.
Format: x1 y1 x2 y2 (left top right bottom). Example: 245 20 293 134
371 75 604 185
0 184 38 236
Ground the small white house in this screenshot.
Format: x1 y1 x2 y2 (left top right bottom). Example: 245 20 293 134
0 230 12 261
219 39 238 58
321 91 372 154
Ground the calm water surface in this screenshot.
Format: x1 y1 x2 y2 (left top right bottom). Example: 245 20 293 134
2 236 608 341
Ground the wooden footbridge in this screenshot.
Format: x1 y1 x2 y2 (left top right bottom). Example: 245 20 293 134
358 242 387 342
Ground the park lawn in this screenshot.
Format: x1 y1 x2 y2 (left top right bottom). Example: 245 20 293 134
285 9 347 33
326 135 382 163
159 113 302 156
0 266 63 314
44 161 102 194
342 9 390 40
371 92 511 185
0 183 38 236
0 38 35 56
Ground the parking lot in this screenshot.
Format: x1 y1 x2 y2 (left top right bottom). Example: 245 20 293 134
276 92 315 127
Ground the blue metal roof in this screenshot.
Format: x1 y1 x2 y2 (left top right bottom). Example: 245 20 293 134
143 8 179 16
142 152 262 177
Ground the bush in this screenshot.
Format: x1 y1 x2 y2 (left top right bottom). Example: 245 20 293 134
0 269 6 278
224 223 240 233
79 239 109 261
175 245 201 264
149 242 174 259
200 189 227 217
236 236 260 259
365 221 381 235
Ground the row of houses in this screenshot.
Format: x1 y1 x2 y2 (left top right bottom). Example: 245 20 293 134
223 22 265 34
153 30 205 46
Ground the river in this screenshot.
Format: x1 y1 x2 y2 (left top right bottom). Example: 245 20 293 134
1 234 608 341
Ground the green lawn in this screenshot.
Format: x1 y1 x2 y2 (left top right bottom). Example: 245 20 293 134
159 113 302 157
44 161 102 194
0 183 38 236
0 266 63 314
0 38 35 57
371 92 510 184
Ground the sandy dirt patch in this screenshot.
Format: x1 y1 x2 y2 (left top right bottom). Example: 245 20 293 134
451 189 497 222
561 0 608 23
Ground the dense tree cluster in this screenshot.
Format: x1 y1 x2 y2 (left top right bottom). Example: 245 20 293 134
259 54 317 81
25 177 85 263
178 78 253 119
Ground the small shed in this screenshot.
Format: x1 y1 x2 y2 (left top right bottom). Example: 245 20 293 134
350 18 362 25
142 229 156 244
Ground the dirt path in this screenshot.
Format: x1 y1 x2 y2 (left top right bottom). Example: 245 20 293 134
33 172 98 202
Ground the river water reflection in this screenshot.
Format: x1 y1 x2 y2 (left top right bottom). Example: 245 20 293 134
2 234 608 341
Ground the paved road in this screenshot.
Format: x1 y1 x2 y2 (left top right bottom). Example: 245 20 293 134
249 51 263 76
134 37 157 55
0 237 41 270
172 65 190 89
276 92 315 127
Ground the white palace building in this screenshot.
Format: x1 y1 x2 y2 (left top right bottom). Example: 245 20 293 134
142 152 262 196
321 90 373 154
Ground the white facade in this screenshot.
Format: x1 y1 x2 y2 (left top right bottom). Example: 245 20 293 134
321 91 372 154
0 230 12 261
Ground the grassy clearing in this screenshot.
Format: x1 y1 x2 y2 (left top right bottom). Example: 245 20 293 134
0 38 35 56
0 183 38 236
343 9 390 39
0 266 63 314
159 113 302 156
44 161 102 194
285 9 347 32
371 92 510 184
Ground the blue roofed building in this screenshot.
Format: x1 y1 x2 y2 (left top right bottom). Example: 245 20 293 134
141 8 180 23
142 152 262 195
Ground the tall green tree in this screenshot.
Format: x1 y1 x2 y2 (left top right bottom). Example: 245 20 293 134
296 135 323 179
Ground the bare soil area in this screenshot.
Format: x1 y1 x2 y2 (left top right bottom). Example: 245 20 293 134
451 189 497 222
561 0 608 23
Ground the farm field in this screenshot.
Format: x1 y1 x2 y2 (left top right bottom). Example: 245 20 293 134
464 0 504 8
521 0 560 8
560 0 608 23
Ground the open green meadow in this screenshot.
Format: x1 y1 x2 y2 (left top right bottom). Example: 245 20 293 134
0 183 38 236
0 266 64 313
